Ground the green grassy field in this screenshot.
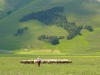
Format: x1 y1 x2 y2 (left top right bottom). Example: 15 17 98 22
0 0 100 55
0 1 100 75
0 54 100 75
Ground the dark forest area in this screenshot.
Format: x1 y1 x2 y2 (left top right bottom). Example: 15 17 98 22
19 6 93 45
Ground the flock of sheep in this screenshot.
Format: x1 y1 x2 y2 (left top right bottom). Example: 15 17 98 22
20 59 72 64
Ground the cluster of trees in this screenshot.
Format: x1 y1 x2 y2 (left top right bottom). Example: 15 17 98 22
54 20 83 39
19 6 93 44
58 36 65 39
66 25 83 40
38 35 59 45
14 27 28 36
19 6 65 25
19 6 83 39
84 25 93 32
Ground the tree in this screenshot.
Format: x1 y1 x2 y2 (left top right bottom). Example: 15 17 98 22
85 25 93 32
49 36 59 45
14 27 28 36
7 11 11 15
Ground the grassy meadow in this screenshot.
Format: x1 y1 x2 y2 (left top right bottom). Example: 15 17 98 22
0 0 100 54
0 0 100 75
0 54 100 75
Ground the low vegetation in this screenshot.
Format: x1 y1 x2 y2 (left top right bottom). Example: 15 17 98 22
14 27 28 36
0 55 100 75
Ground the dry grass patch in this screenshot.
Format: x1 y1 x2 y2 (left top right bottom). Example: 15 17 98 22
30 49 61 53
30 49 52 53
15 49 65 55
52 50 61 53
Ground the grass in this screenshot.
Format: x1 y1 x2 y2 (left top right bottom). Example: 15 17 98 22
0 54 100 75
0 0 35 19
0 0 100 55
0 0 5 11
0 1 100 74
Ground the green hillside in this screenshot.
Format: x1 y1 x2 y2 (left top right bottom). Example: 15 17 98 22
0 0 34 19
0 0 100 55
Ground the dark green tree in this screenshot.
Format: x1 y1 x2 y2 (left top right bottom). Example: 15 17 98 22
7 11 11 15
85 25 93 32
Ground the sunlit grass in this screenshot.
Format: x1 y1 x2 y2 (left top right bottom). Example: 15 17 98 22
0 0 100 55
0 55 100 75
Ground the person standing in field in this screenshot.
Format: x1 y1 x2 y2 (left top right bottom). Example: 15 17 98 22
37 56 41 67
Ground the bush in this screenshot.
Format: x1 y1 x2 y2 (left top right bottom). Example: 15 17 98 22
7 11 11 15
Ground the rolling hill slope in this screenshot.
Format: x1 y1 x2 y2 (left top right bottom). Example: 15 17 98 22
0 0 34 19
0 0 100 55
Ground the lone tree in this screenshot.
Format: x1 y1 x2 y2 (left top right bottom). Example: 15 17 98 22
7 11 11 15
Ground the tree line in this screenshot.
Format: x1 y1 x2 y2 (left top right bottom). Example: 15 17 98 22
14 27 28 36
19 6 65 25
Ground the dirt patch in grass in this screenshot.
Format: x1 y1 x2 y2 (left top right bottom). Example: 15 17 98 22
30 49 52 53
15 49 62 55
53 50 61 53
30 49 61 53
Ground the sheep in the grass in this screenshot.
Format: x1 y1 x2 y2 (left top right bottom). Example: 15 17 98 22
66 60 72 63
34 60 38 63
42 60 48 64
27 60 34 64
20 59 72 64
20 60 28 64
